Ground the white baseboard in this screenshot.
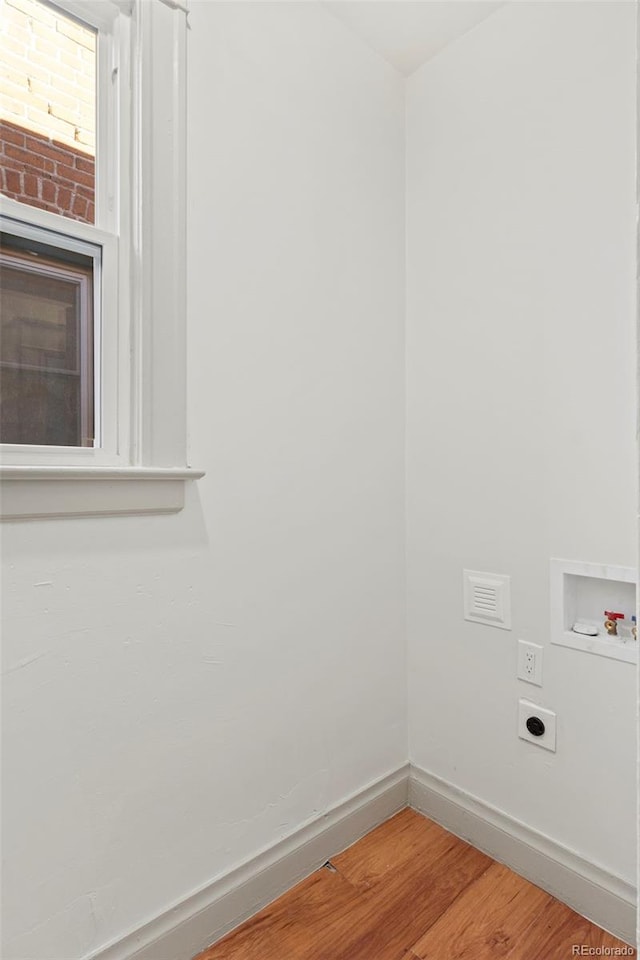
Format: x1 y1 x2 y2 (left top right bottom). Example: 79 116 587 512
86 764 409 960
409 764 637 947
86 763 636 960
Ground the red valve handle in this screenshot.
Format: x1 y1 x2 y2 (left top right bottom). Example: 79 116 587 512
604 611 624 620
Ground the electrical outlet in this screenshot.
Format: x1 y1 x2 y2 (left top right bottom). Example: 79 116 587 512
517 640 543 686
518 700 556 752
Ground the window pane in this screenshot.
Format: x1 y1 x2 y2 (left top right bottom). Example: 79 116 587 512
0 239 94 446
0 0 97 224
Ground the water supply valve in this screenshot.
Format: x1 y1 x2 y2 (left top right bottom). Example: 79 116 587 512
604 611 624 636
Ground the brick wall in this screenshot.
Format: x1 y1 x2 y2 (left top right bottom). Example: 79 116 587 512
0 0 96 224
1 118 95 223
1 0 96 153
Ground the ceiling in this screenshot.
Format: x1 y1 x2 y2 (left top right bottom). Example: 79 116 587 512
323 1 506 76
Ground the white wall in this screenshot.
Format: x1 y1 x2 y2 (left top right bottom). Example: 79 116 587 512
3 2 638 956
0 5 406 957
406 0 637 883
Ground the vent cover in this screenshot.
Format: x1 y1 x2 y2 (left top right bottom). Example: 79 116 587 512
463 570 511 630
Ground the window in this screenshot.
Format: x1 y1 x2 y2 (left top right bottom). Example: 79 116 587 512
0 0 202 519
1 0 103 453
1 232 98 447
0 0 97 223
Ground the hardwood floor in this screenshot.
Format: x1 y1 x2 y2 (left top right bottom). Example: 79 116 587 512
196 808 636 960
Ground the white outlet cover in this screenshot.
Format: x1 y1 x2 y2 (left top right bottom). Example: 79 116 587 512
517 640 543 686
463 570 511 630
518 699 556 752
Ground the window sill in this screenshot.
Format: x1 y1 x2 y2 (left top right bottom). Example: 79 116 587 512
0 465 205 521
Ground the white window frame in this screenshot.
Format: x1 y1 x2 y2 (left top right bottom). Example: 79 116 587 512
0 0 202 520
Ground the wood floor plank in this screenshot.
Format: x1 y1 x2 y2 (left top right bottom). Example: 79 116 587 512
409 861 552 959
506 896 636 960
331 807 457 890
310 833 493 960
197 866 363 960
196 810 635 960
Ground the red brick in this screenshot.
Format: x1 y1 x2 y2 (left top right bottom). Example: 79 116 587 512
75 183 94 200
71 193 88 218
22 163 46 184
56 162 93 188
74 154 94 173
2 162 24 181
0 122 26 148
4 169 22 193
24 173 39 197
1 120 22 133
25 135 74 166
1 149 21 165
4 142 49 170
1 121 95 213
52 173 75 187
20 157 39 172
57 186 71 209
40 178 56 202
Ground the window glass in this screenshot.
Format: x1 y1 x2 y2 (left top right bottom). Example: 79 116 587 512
0 0 97 224
0 236 95 446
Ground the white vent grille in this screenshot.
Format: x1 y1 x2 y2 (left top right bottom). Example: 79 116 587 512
463 570 511 629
